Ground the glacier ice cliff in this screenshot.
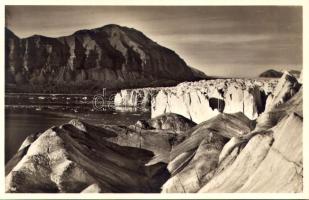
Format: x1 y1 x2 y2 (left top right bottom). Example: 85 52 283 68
115 78 278 123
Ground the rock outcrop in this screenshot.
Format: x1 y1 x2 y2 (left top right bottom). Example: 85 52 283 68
5 25 206 92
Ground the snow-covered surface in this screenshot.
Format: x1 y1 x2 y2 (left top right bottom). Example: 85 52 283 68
114 87 164 107
115 78 278 123
162 73 302 193
264 71 301 112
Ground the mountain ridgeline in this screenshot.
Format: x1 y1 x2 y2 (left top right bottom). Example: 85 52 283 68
5 24 206 93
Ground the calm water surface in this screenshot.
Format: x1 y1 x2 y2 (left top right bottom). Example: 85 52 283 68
5 93 150 163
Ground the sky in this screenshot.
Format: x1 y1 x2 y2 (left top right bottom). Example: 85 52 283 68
5 6 302 77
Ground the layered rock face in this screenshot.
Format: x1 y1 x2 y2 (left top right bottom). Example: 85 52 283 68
5 25 205 91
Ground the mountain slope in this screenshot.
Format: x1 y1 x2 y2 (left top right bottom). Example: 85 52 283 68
5 25 206 93
259 69 283 78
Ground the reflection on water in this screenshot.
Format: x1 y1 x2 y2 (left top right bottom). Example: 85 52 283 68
6 93 149 113
5 93 150 163
5 112 69 163
115 106 150 112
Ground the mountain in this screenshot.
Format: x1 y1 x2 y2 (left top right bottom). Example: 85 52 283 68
189 67 208 79
5 25 206 93
259 69 283 78
259 69 301 78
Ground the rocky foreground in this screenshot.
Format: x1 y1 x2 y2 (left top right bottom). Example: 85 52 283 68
6 72 303 193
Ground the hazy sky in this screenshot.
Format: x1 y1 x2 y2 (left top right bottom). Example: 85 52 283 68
5 6 302 77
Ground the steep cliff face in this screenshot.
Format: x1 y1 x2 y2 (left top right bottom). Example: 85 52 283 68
5 25 205 92
115 78 278 123
152 79 280 123
114 87 163 108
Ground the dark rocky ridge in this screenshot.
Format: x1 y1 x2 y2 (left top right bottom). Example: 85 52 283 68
259 69 283 78
259 69 301 78
5 25 206 93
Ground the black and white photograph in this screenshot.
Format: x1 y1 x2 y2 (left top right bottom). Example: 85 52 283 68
2 2 307 197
